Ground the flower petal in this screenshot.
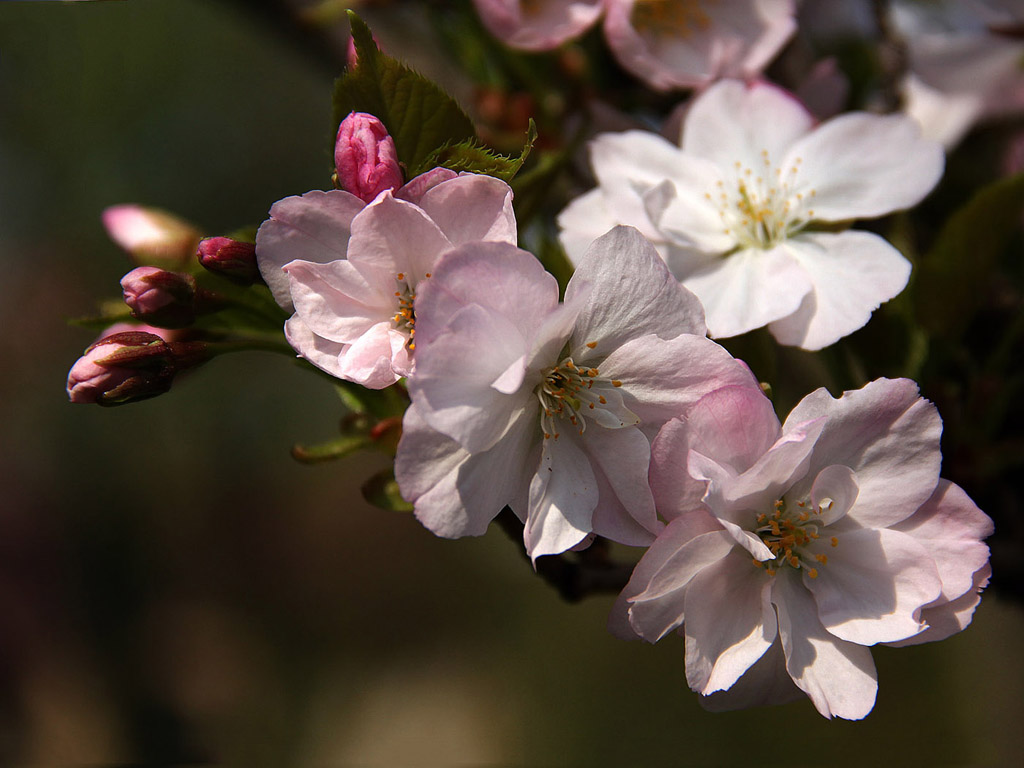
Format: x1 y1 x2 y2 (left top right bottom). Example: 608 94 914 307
782 112 944 221
766 231 912 351
256 189 365 310
557 189 620 265
416 173 517 246
525 431 599 558
784 378 943 529
581 424 661 540
699 639 804 712
285 258 395 343
336 322 406 389
804 527 942 645
474 0 604 51
681 245 813 339
568 226 709 352
887 564 991 647
283 315 346 378
773 571 878 720
683 550 778 694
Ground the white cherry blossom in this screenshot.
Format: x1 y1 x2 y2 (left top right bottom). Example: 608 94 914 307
558 79 945 350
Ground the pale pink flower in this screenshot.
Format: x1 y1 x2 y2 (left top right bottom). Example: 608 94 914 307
396 226 759 559
473 0 605 51
102 205 201 267
603 0 797 90
255 171 516 388
613 380 993 719
558 79 944 350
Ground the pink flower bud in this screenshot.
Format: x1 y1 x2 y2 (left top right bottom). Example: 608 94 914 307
66 331 207 406
102 205 201 267
121 267 199 328
334 112 403 203
197 237 262 285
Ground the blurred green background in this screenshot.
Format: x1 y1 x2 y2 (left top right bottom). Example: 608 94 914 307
1 0 1022 764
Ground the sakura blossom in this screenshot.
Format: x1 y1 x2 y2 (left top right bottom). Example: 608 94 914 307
612 379 993 719
472 1 796 90
255 171 516 388
558 79 945 350
396 226 759 559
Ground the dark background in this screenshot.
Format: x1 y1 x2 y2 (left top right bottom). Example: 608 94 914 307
1 1 1022 763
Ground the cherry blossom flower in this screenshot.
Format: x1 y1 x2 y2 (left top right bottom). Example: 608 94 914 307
472 1 795 90
558 79 945 350
612 380 993 719
255 171 516 388
395 226 759 559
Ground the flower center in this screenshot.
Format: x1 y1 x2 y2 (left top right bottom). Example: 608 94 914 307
535 354 626 440
708 151 817 250
751 498 838 578
631 0 716 38
392 272 417 349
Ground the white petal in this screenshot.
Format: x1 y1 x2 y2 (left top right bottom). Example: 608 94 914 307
525 431 599 559
336 322 405 389
887 564 991 647
681 246 813 340
783 112 944 221
767 231 912 351
805 528 942 645
684 550 778 694
682 79 814 172
809 464 859 526
256 189 365 310
773 571 878 720
283 315 346 379
285 258 394 343
416 173 517 246
699 639 804 712
568 226 708 352
581 424 661 539
783 378 943 529
557 189 621 266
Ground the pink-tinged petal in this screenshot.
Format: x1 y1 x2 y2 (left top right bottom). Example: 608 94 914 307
901 72 984 149
628 529 736 642
285 259 395 344
684 550 778 694
892 480 993 603
395 167 459 204
673 385 781 474
525 431 599 559
256 190 366 310
887 564 991 647
416 173 517 247
699 639 804 712
581 424 661 539
396 404 539 538
590 465 661 548
608 509 724 640
411 303 533 453
597 333 760 428
682 246 814 340
347 192 453 284
805 528 942 645
283 315 346 379
681 79 814 171
414 242 560 346
783 112 944 221
809 464 859 526
474 0 604 51
586 131 696 242
773 571 878 720
784 378 943 529
336 322 406 389
769 231 912 351
603 1 797 91
556 189 620 265
567 226 708 351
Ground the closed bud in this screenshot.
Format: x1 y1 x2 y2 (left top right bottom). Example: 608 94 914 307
197 237 262 285
66 331 208 406
334 112 403 203
121 266 199 328
102 205 201 267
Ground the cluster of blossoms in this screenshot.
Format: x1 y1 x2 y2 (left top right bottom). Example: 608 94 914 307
66 3 1007 722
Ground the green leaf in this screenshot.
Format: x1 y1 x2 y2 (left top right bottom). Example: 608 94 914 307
333 381 409 420
291 433 373 464
414 119 537 180
362 467 414 512
914 172 1024 339
333 12 477 176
